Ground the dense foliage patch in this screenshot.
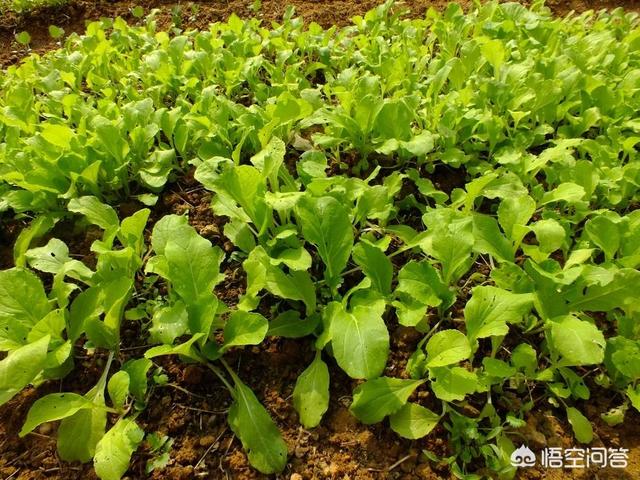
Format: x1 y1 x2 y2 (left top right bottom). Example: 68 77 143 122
1 1 639 478
0 0 67 14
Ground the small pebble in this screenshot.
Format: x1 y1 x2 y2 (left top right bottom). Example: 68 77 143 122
38 422 53 435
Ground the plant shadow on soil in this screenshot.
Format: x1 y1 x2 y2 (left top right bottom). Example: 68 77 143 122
2 0 640 479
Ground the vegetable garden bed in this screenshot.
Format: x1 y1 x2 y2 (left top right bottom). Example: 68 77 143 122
1 1 640 479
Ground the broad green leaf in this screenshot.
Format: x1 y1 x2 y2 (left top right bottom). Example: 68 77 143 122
117 208 150 255
164 238 223 305
548 316 605 366
228 377 287 474
0 336 50 406
242 246 316 313
464 286 533 344
425 330 471 367
26 238 93 280
472 214 514 263
267 311 319 338
27 309 65 343
423 212 474 285
522 219 565 262
214 165 271 234
94 418 145 480
149 215 224 335
92 116 130 163
482 358 516 378
389 403 440 440
540 183 585 205
223 311 269 350
328 299 389 379
566 407 593 444
393 260 452 327
41 124 74 150
350 377 424 424
293 354 330 428
481 39 505 71
296 195 354 292
430 367 478 402
149 302 189 345
57 406 107 462
611 342 640 380
108 371 130 411
585 215 620 262
13 215 56 268
626 385 640 413
250 136 286 183
122 358 152 402
270 246 312 271
352 241 392 295
498 195 536 243
145 334 205 363
0 268 51 349
570 269 640 312
68 196 119 232
20 392 95 436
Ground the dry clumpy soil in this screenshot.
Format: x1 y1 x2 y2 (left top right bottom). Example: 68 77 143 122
2 1 640 479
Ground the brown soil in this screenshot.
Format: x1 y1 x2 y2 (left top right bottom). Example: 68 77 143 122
1 0 640 68
0 218 23 269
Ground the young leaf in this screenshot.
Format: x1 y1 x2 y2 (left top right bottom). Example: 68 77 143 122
0 336 50 406
57 405 107 462
222 311 269 350
267 311 319 338
328 298 389 379
498 194 536 245
20 392 95 436
228 377 288 474
430 367 478 402
0 268 51 349
425 330 471 368
352 241 392 295
242 246 316 314
548 316 605 367
626 385 640 413
569 269 640 312
108 371 130 411
149 302 189 345
566 407 593 444
392 260 453 327
295 195 354 292
389 403 440 440
585 215 620 262
464 286 533 344
293 354 330 428
350 377 424 424
472 214 514 263
122 358 152 403
94 418 145 480
68 196 120 232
